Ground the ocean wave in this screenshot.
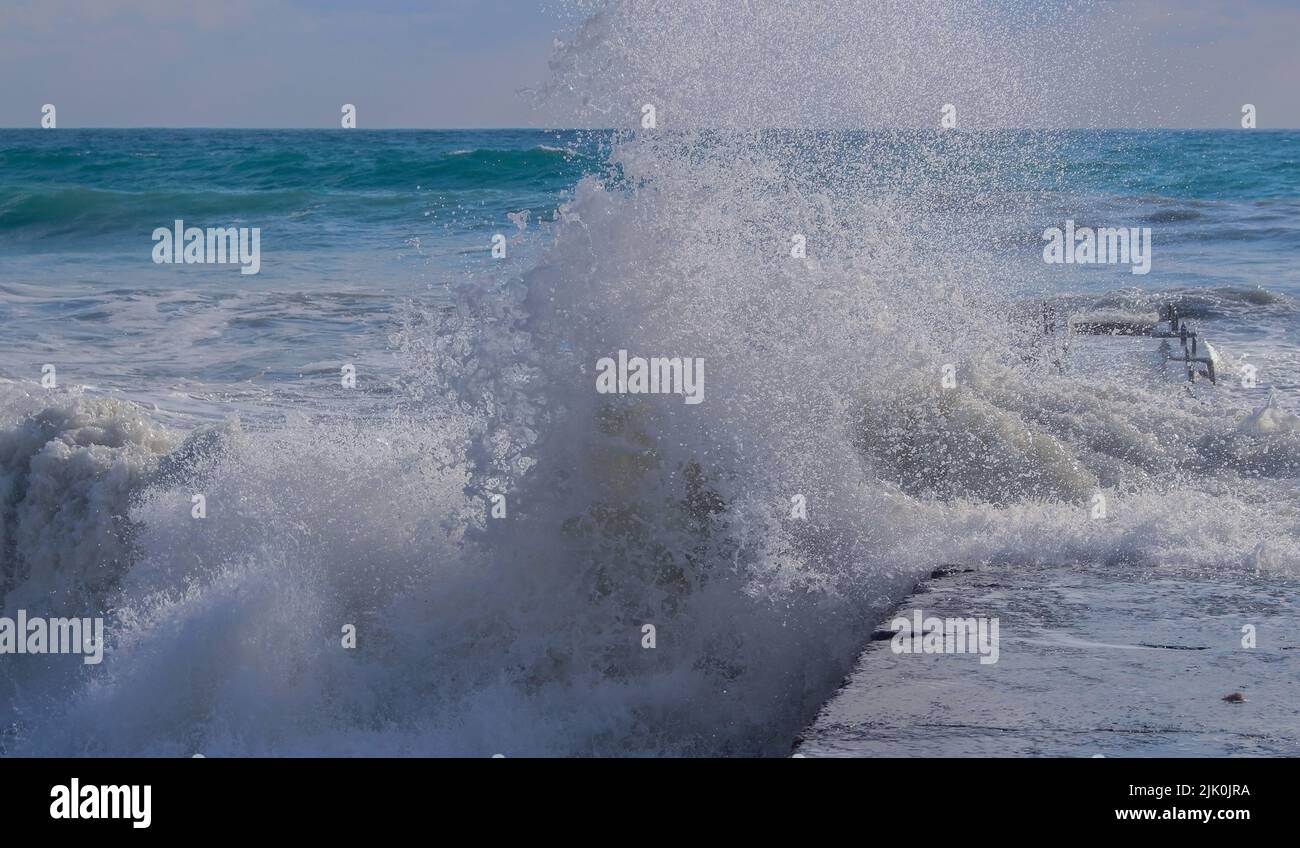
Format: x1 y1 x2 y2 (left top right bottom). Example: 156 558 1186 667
0 185 330 237
5 155 1298 755
0 142 597 240
1037 286 1295 323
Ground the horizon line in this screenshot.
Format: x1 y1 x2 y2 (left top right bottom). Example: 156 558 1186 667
2 126 1297 132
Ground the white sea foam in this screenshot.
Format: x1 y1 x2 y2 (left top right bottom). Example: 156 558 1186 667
1238 391 1300 435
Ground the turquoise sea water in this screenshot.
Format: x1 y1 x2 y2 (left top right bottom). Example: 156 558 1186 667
0 129 1296 407
0 130 601 408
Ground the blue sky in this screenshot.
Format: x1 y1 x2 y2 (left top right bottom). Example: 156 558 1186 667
0 0 564 127
0 0 1296 128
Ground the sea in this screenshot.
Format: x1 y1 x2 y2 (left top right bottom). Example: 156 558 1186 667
1 124 1297 755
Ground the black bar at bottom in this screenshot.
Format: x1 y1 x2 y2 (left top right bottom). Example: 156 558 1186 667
0 756 1286 834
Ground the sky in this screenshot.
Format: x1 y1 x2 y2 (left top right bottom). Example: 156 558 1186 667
0 0 1296 128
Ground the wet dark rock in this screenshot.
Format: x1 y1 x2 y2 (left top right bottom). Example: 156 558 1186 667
930 565 975 579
